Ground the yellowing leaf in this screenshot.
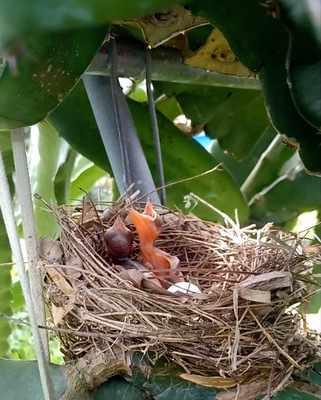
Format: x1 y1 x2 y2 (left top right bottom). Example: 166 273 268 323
180 373 246 388
120 6 207 47
46 267 75 296
184 29 251 77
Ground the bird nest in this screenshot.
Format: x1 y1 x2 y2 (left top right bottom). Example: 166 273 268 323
40 195 321 396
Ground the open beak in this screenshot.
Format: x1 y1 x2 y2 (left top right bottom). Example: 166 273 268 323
130 200 162 244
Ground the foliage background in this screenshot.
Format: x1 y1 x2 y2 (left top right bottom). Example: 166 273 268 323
0 0 320 398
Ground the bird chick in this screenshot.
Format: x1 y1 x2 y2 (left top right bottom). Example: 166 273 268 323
130 200 184 288
103 216 134 260
130 199 163 246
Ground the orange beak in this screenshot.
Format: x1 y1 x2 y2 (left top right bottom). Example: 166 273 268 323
129 200 162 245
130 200 185 287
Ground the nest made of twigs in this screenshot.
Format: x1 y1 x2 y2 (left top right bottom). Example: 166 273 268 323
41 195 321 394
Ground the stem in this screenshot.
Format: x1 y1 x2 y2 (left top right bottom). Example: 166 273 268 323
146 46 166 205
241 130 296 200
87 38 261 90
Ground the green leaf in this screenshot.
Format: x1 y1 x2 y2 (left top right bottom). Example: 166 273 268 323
188 0 288 71
70 164 107 202
256 386 321 400
0 26 107 129
48 81 111 172
0 0 183 51
34 122 62 237
209 124 278 186
277 0 321 129
11 281 24 311
300 362 321 387
0 359 67 400
188 0 321 174
259 47 321 174
156 96 182 122
96 377 146 400
127 354 217 400
240 132 296 200
54 148 77 205
154 82 269 161
0 272 12 356
250 170 321 224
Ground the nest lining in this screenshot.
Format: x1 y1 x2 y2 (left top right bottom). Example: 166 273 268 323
42 198 321 390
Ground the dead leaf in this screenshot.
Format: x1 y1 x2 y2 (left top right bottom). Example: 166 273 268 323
238 271 293 291
184 28 251 77
142 278 170 294
238 288 271 303
215 373 287 400
78 200 97 225
52 299 75 325
118 6 207 47
46 266 75 296
39 237 64 264
118 268 144 287
64 256 83 279
180 373 245 388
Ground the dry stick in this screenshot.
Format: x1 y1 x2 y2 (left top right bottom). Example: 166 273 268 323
0 312 210 340
261 366 294 400
248 309 303 370
186 192 241 234
136 164 222 204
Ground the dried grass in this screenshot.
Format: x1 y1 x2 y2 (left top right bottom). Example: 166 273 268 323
41 196 321 394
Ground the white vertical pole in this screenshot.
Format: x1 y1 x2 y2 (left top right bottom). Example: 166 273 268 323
0 133 56 400
11 128 49 358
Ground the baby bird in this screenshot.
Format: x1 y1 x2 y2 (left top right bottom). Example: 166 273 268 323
130 200 184 288
103 216 134 260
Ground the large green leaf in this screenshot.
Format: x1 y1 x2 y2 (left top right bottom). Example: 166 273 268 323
256 386 321 400
188 0 288 71
125 354 218 400
259 47 321 175
33 122 63 237
48 81 111 172
0 359 319 400
69 163 107 202
96 377 145 400
209 125 279 186
188 0 321 174
0 26 107 130
50 80 249 222
0 360 67 400
260 49 321 172
0 0 183 52
250 170 321 224
239 132 296 200
277 0 321 129
54 148 77 205
155 82 269 161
